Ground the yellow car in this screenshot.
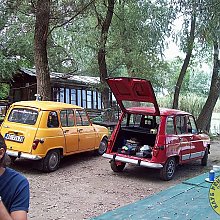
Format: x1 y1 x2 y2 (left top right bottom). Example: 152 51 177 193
0 101 108 172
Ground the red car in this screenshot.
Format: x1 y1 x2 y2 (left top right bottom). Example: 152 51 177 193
103 77 210 180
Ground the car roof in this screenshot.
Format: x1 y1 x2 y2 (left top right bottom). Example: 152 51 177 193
126 107 191 116
11 101 83 111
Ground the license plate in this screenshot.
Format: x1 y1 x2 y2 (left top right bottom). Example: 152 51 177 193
4 133 25 143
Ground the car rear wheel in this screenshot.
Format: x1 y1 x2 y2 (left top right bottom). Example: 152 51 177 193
96 137 108 155
160 157 176 181
110 160 126 172
201 148 208 166
42 150 60 172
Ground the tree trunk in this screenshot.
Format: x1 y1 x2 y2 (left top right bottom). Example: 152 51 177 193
196 41 220 131
34 0 51 101
118 0 134 76
97 0 115 109
172 13 196 109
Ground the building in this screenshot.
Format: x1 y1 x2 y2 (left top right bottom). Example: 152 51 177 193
10 68 104 110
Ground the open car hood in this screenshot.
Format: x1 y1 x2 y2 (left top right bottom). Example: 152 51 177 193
107 77 160 115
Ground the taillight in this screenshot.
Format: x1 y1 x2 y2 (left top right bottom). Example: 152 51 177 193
32 139 40 150
153 148 159 157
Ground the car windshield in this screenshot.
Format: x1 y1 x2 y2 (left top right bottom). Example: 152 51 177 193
122 101 154 108
8 108 38 125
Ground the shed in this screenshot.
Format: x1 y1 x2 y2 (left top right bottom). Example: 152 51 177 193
9 68 104 110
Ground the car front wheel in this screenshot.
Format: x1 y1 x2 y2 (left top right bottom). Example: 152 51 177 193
160 157 176 181
42 150 61 172
110 160 126 172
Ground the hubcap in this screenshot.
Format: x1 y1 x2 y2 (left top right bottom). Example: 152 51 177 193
49 152 58 169
167 160 175 178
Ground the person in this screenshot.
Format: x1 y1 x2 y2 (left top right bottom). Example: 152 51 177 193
0 134 30 220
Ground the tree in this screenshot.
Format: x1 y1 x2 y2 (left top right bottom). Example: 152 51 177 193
197 41 220 131
196 0 220 131
172 11 196 109
170 0 201 109
94 0 115 108
34 0 51 100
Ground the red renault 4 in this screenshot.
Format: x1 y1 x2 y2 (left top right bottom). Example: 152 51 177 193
103 77 210 180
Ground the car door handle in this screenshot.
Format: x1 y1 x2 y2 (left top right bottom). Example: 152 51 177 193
64 130 69 133
3 125 9 128
77 128 83 132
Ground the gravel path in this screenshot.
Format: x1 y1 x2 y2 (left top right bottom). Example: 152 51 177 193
9 139 220 220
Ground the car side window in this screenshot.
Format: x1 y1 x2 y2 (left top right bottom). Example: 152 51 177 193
67 109 74 127
60 110 67 127
47 111 59 128
60 110 74 127
76 110 90 126
188 116 198 134
166 117 175 134
176 116 187 134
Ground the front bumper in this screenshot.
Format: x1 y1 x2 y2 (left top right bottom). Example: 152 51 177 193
103 153 163 169
6 150 42 160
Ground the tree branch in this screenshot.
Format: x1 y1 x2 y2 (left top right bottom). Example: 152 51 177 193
49 0 96 35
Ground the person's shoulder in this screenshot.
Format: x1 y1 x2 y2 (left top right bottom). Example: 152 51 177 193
5 167 28 183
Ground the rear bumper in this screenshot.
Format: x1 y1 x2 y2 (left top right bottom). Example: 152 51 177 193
103 153 163 169
6 150 42 160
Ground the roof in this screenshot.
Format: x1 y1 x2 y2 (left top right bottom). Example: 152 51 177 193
12 101 83 111
126 107 191 116
19 68 100 85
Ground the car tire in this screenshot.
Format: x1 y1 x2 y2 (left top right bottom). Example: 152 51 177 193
42 150 60 172
160 157 176 181
110 160 126 172
96 137 108 155
201 148 208 166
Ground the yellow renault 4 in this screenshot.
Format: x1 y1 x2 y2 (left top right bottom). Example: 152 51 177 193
0 100 108 172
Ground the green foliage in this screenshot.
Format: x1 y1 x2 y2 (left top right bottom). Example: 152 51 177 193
0 83 9 99
106 0 176 79
157 93 207 118
0 51 18 80
0 0 218 118
155 56 211 97
158 93 220 118
0 0 35 79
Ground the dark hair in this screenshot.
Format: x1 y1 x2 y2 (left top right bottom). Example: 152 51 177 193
0 134 6 166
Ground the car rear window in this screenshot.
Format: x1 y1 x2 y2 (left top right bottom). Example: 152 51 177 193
8 108 38 125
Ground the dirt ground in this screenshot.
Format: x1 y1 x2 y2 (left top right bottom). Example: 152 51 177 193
8 138 220 220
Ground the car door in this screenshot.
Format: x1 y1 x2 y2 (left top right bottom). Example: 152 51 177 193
60 109 78 153
176 115 191 162
75 109 96 151
165 116 181 158
187 115 205 159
